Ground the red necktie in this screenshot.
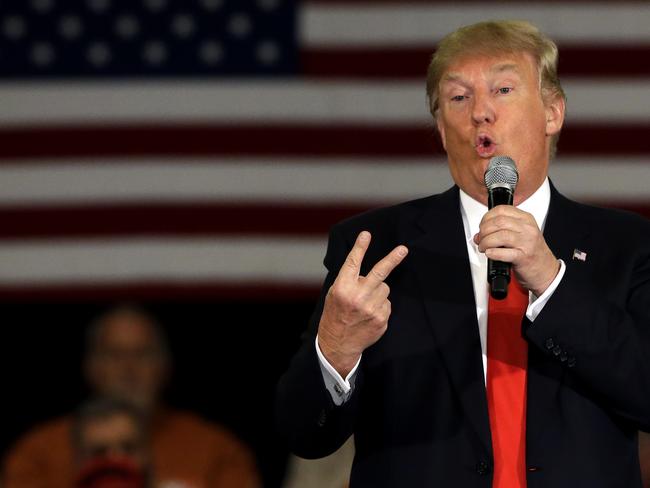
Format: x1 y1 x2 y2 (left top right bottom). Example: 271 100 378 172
486 273 528 487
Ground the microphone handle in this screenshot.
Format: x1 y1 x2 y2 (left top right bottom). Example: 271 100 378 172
487 187 514 300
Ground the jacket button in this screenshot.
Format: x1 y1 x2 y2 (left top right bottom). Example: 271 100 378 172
317 409 327 427
545 338 554 350
552 345 562 356
476 460 490 475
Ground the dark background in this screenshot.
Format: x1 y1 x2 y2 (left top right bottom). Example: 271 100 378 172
0 298 316 488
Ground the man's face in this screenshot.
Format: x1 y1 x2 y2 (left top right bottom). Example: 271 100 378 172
436 52 564 205
85 314 168 411
77 413 148 469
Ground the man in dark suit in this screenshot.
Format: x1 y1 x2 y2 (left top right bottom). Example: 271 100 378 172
276 20 650 487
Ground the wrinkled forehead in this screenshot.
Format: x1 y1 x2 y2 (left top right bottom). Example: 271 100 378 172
440 52 538 87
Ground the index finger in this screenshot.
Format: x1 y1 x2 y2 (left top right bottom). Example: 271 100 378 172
365 245 409 286
339 231 372 280
481 205 528 224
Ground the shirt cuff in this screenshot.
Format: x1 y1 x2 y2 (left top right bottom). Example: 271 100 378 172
315 335 361 405
526 259 566 322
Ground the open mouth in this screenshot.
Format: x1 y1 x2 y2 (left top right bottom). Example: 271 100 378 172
475 135 497 157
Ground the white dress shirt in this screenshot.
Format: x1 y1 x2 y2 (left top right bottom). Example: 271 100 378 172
316 178 566 405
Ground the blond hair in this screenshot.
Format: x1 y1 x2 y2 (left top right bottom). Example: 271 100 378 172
426 20 566 155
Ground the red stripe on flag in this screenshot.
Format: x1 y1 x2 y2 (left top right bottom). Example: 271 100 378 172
305 0 644 4
0 124 649 160
0 202 647 240
0 203 373 240
302 45 650 79
0 282 322 302
605 204 650 221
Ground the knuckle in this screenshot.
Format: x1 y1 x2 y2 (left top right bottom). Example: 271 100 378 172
391 255 403 269
496 215 509 228
372 314 386 329
360 302 375 317
382 310 391 323
371 312 383 325
375 303 387 318
327 284 340 300
330 284 345 300
370 267 387 281
345 255 360 270
349 294 365 311
379 301 391 322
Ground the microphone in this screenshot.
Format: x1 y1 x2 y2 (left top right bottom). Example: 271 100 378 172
484 156 519 300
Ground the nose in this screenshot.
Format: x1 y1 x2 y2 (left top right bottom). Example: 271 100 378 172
471 91 495 125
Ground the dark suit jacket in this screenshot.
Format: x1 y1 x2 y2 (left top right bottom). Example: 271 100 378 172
276 184 650 487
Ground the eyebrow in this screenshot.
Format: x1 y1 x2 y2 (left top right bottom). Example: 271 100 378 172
490 63 521 74
441 73 465 84
440 74 472 90
441 63 522 85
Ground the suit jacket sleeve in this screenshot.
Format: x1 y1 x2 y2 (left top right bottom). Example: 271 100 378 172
275 224 362 459
525 211 650 430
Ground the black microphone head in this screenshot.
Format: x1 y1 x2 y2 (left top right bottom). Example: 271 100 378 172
484 156 519 191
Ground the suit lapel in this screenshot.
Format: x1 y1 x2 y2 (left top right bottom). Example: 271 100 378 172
406 187 493 456
526 182 593 450
543 182 592 264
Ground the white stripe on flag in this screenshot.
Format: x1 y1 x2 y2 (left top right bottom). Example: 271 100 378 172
0 80 649 125
0 158 648 205
0 237 327 285
302 3 650 46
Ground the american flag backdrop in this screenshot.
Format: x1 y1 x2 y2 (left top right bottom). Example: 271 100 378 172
0 0 649 302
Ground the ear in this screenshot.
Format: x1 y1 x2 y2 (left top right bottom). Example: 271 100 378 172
544 93 565 137
436 113 448 151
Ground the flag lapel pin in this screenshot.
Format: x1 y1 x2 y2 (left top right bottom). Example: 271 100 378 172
572 249 587 262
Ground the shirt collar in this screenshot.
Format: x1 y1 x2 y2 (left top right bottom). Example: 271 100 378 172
459 177 551 245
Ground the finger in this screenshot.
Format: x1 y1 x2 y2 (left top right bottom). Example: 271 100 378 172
483 205 529 220
366 299 391 327
365 245 409 286
477 229 519 253
478 218 524 243
366 281 390 304
340 231 372 280
480 207 533 233
485 247 521 263
378 299 392 325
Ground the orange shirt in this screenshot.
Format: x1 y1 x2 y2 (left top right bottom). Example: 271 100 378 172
2 409 260 488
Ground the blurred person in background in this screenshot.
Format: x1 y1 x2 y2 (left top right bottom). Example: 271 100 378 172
2 305 260 488
642 434 650 488
73 397 150 488
282 437 354 488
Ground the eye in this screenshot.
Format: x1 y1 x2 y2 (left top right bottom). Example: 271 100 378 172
451 95 466 102
497 87 513 95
